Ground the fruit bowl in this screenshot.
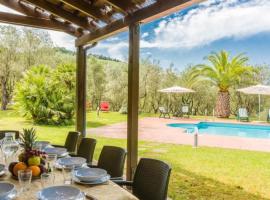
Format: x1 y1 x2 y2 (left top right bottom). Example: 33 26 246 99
9 161 48 180
8 128 48 179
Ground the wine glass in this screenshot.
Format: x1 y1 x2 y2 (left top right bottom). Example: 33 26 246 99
18 169 32 193
2 133 20 165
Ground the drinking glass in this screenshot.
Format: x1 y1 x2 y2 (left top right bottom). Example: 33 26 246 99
62 165 74 185
18 169 32 193
46 154 57 173
41 173 55 188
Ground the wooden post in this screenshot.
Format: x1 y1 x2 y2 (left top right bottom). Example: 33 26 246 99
127 22 140 180
76 45 87 137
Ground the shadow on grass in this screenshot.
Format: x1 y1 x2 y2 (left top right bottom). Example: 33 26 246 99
169 167 269 200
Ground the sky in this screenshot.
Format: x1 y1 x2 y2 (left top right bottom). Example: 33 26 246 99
1 0 270 70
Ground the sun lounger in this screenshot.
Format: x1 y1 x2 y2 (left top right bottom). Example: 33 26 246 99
238 108 249 122
159 107 170 119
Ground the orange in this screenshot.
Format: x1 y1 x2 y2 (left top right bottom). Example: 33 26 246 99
28 166 41 177
13 162 27 176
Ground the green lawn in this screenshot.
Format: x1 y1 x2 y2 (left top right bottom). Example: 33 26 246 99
0 110 269 199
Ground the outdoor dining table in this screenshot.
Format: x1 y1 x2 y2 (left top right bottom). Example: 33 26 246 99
0 170 138 200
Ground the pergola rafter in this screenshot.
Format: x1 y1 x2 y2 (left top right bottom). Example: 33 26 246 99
0 0 81 36
0 0 204 180
59 0 113 24
0 11 81 36
24 0 97 31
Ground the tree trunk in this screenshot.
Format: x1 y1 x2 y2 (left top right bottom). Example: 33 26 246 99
215 91 230 118
1 77 8 110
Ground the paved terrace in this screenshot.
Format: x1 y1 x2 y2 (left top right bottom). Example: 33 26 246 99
88 117 270 152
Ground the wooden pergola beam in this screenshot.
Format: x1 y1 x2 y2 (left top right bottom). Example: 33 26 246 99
0 0 44 18
0 11 78 36
75 0 203 46
76 45 87 137
24 0 96 31
0 0 81 37
59 0 112 24
127 22 140 180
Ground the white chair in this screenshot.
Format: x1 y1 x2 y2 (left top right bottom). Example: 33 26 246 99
238 108 249 122
181 105 190 118
159 107 170 119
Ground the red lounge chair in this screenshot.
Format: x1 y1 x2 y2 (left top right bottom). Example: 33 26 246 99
100 101 110 112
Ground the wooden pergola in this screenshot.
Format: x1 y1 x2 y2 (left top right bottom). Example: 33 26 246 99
0 0 202 179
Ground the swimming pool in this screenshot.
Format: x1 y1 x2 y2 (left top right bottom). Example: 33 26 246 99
167 122 270 139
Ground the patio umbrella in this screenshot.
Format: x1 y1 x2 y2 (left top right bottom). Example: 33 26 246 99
237 84 270 120
158 86 195 111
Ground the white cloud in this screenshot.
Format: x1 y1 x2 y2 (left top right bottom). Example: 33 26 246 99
142 0 270 49
93 41 128 60
48 31 75 50
141 32 149 38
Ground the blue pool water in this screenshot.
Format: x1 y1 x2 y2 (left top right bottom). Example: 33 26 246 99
167 122 270 139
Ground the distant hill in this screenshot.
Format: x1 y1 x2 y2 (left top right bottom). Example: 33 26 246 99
54 47 121 62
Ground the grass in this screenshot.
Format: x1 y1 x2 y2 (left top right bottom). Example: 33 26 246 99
0 109 269 199
91 138 270 200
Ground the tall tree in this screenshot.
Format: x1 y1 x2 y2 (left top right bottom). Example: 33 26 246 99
0 26 21 110
192 50 255 118
20 28 55 69
88 58 106 110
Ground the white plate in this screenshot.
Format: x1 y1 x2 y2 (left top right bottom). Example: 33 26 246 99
44 147 68 158
73 175 110 185
0 182 16 199
57 157 86 168
55 163 87 170
35 141 50 150
38 185 84 200
74 168 107 182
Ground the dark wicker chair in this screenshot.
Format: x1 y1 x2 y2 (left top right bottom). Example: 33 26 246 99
53 131 80 153
115 158 171 200
0 130 20 140
70 138 96 163
88 146 126 180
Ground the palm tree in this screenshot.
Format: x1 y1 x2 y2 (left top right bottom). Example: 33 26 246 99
192 50 255 118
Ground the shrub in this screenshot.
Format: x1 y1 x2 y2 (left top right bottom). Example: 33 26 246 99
15 64 75 125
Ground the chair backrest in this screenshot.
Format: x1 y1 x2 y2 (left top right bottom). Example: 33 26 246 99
64 131 80 153
100 101 110 111
182 105 189 113
133 158 171 200
77 138 96 163
239 108 248 117
97 146 126 178
0 130 20 140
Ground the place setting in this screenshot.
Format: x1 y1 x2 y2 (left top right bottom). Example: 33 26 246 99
43 147 69 158
72 167 110 186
